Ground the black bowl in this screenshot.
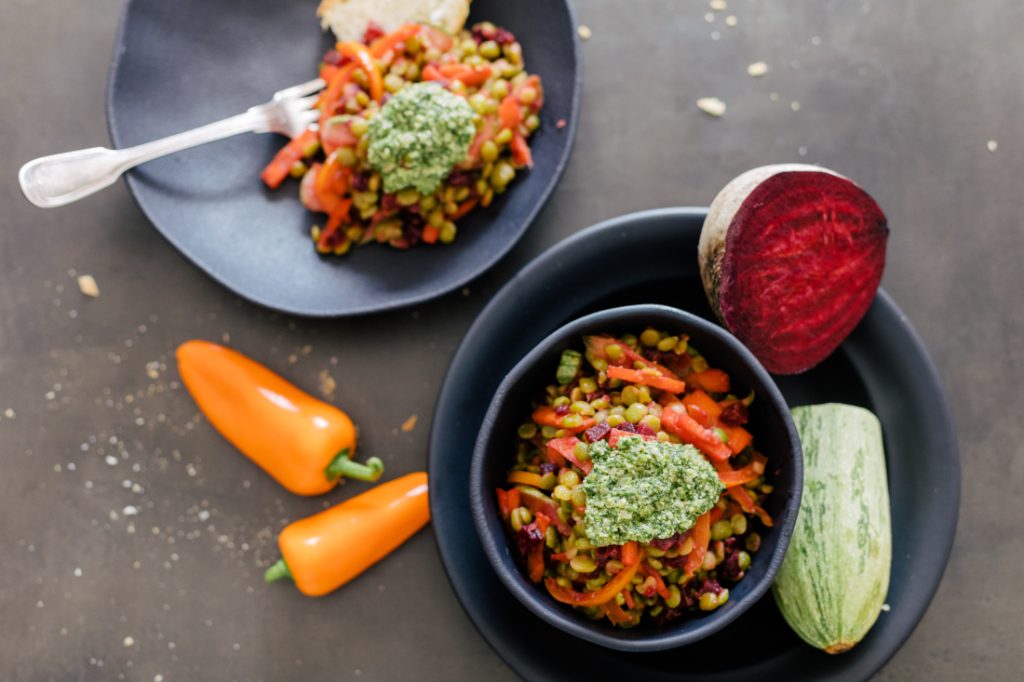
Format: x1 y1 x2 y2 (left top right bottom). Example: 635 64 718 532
107 0 580 316
469 304 803 652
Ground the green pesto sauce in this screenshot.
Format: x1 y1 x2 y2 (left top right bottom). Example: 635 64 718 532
582 436 724 547
366 82 476 195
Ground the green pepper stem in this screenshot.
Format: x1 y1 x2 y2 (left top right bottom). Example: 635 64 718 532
264 559 292 584
325 449 385 482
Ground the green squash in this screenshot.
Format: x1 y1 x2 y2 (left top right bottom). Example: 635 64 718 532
773 403 892 654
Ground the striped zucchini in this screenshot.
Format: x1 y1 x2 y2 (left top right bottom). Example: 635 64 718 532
773 403 892 653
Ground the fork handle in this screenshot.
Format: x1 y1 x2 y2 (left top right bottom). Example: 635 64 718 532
18 107 267 208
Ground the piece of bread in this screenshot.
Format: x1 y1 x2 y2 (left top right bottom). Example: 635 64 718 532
317 0 472 43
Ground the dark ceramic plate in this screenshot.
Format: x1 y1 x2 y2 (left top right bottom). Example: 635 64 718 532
429 208 960 680
107 0 580 317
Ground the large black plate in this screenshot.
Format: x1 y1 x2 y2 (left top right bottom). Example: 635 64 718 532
107 0 580 317
428 208 960 680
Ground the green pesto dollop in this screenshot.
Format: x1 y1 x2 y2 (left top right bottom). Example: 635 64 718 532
582 436 724 547
366 82 476 195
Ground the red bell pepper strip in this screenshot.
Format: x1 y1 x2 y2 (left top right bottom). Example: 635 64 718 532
496 488 511 519
421 63 444 82
607 429 656 448
661 403 732 461
509 133 533 168
546 436 593 474
535 513 551 535
337 41 383 102
527 544 545 583
318 63 356 127
688 369 731 394
439 63 493 86
506 487 521 511
729 486 773 527
544 554 640 607
606 365 686 394
683 512 711 577
260 129 319 189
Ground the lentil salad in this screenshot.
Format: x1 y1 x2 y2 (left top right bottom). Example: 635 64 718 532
496 327 774 627
260 21 545 255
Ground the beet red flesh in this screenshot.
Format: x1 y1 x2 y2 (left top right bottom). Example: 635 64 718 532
719 171 888 374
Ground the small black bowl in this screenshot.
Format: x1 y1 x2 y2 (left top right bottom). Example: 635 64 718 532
469 304 803 652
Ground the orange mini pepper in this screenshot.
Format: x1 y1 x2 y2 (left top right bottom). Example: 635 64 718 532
176 340 383 496
265 472 430 596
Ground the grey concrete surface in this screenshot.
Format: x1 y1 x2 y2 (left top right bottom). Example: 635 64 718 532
1 0 1020 680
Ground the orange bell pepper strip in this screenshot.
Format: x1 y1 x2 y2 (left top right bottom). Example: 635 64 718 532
621 588 635 609
661 402 733 461
176 341 383 496
721 425 753 455
369 23 422 59
450 197 479 220
715 453 766 488
531 406 595 433
688 368 731 394
498 95 522 130
506 487 521 511
606 365 686 394
265 472 429 596
730 486 774 527
507 471 547 488
620 540 640 567
641 563 672 599
683 512 711 577
600 600 635 625
337 41 383 102
544 552 641 607
682 389 723 425
527 544 545 583
260 128 319 189
421 225 440 244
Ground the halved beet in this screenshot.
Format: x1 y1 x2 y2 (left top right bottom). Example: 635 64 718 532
698 164 888 375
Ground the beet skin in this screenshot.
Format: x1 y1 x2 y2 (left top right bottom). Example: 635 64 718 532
698 164 888 374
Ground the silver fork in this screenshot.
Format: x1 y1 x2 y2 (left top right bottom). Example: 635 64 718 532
18 78 326 208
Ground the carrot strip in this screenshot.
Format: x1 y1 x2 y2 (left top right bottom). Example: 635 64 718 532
600 600 634 625
531 406 595 434
498 95 522 129
722 425 753 455
621 541 640 567
421 225 439 244
682 389 723 425
606 365 686 394
622 588 635 610
544 559 640 607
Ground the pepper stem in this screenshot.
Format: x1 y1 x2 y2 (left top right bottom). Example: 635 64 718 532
264 559 292 584
325 449 385 482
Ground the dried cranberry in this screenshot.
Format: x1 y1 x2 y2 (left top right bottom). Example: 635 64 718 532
447 169 474 186
698 578 723 596
616 422 637 434
583 421 611 443
635 422 656 437
515 522 544 556
380 193 398 212
493 27 516 45
661 554 689 569
650 532 685 551
719 401 749 426
718 551 744 582
322 49 346 66
538 462 558 476
594 545 621 568
554 404 570 416
362 21 386 45
351 171 370 191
